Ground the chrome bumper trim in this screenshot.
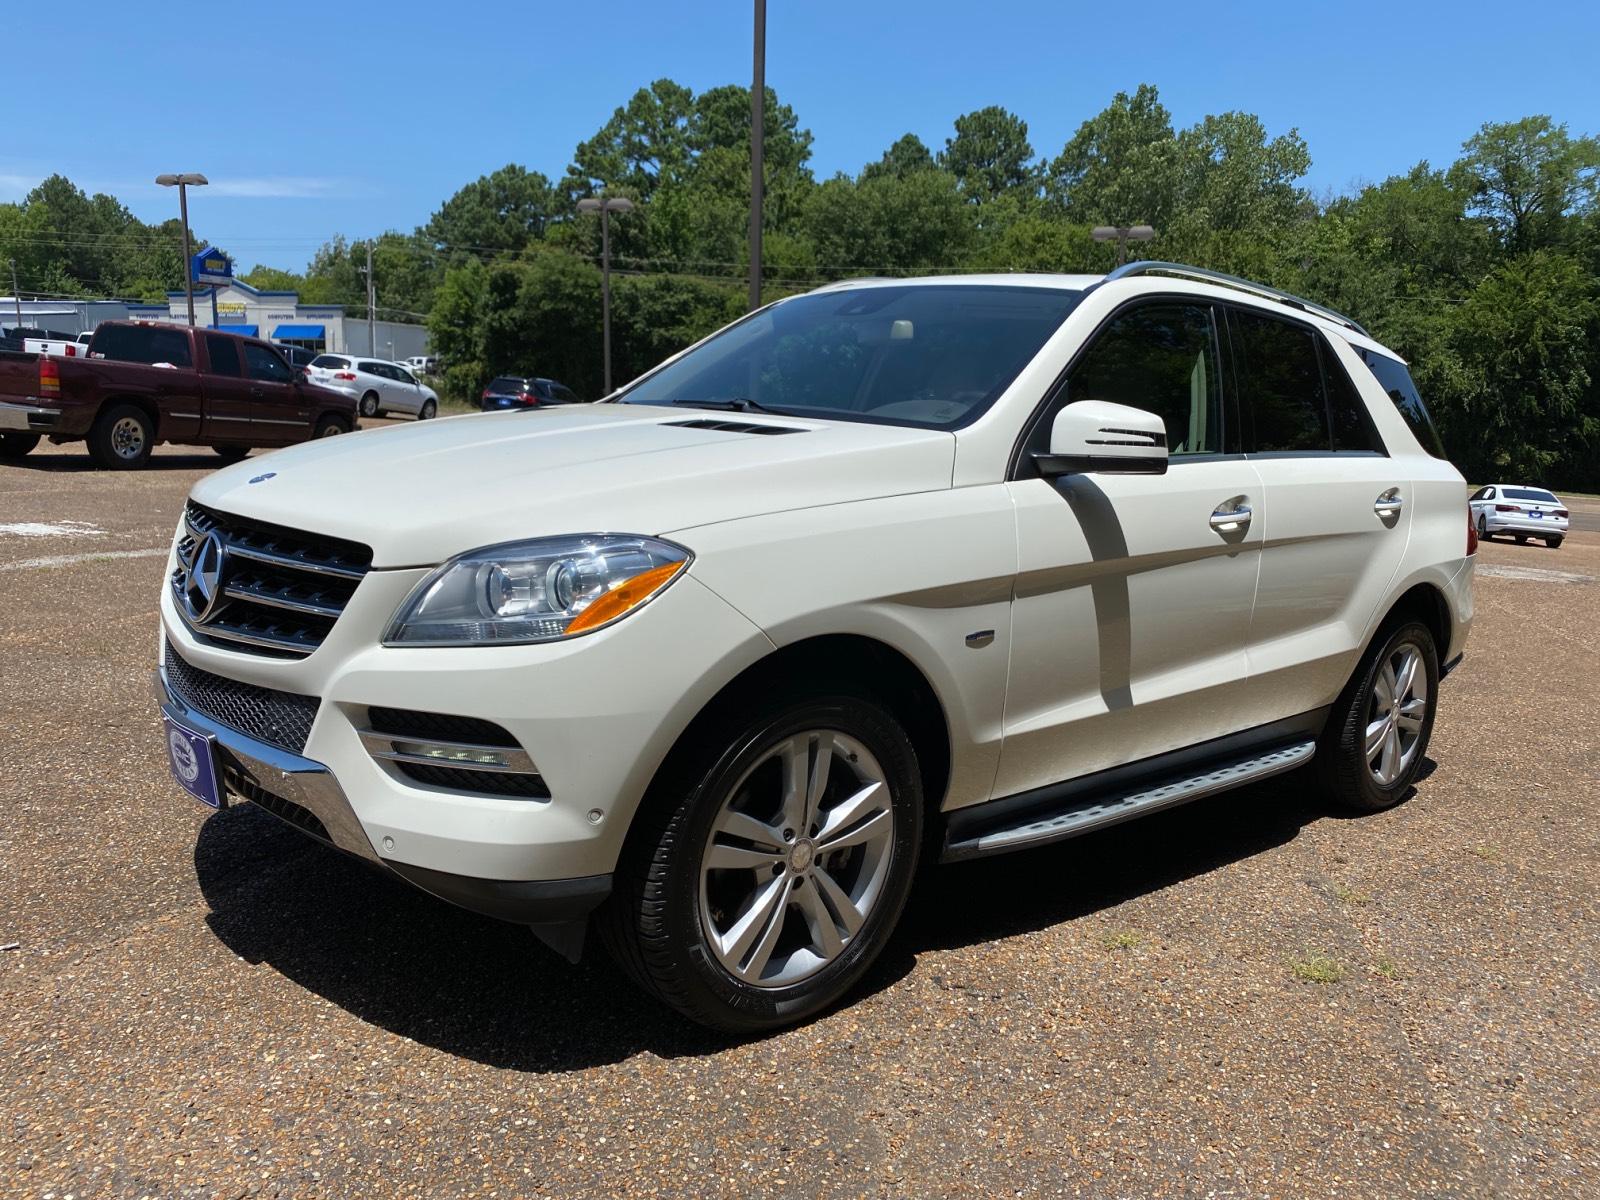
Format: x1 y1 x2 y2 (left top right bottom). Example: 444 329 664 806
155 663 379 863
356 729 540 774
0 400 61 431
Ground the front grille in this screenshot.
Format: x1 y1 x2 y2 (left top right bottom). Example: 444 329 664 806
223 765 332 843
164 639 320 753
171 500 373 658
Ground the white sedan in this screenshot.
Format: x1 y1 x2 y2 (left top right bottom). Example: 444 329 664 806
1469 484 1569 547
308 355 439 420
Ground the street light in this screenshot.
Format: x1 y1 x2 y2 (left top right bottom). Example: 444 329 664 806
576 195 635 395
155 173 208 326
1091 224 1156 267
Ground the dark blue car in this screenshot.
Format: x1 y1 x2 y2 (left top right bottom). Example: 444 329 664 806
480 376 584 411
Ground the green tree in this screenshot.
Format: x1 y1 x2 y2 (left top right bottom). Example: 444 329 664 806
1047 84 1177 226
1455 116 1600 252
941 106 1036 202
425 164 559 256
862 134 935 182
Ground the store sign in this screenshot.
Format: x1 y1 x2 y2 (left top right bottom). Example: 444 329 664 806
191 247 233 287
218 302 247 319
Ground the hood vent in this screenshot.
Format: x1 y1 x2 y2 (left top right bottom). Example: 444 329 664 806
663 418 804 436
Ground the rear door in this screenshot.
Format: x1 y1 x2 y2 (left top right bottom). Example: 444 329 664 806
997 298 1266 795
201 334 252 439
242 342 310 443
1228 306 1412 728
390 365 424 413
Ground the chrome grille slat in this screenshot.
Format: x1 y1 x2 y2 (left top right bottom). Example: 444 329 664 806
174 501 373 658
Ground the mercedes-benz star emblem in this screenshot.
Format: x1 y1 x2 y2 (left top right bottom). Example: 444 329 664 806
181 531 230 623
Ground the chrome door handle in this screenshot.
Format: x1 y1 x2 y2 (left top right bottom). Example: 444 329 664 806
1374 488 1404 517
1210 505 1252 531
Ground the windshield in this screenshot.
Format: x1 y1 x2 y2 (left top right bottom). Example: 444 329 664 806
1504 487 1558 503
614 283 1082 429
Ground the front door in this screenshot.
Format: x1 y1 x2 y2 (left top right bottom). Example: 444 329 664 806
996 299 1265 798
242 342 310 443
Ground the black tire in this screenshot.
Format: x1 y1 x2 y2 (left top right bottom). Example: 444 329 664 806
600 690 924 1033
1513 533 1528 544
314 414 352 438
87 403 154 469
418 399 437 420
1315 620 1439 813
1547 535 1563 549
359 391 381 418
1475 513 1488 540
0 432 41 460
212 444 251 463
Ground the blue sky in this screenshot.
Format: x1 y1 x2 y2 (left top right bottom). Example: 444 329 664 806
6 0 1598 272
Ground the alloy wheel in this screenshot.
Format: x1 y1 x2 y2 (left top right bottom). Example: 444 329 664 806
1366 644 1427 786
698 730 895 988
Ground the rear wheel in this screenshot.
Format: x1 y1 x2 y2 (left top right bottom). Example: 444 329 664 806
87 403 154 469
0 432 41 460
1547 535 1563 549
1514 533 1529 544
212 444 251 463
1475 513 1488 540
359 391 381 418
601 691 923 1032
314 414 351 438
1316 620 1438 813
418 399 437 420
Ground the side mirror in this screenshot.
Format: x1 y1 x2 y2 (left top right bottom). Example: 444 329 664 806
1033 400 1168 478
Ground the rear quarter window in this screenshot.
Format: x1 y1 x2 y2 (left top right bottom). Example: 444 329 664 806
1358 349 1446 459
91 324 194 368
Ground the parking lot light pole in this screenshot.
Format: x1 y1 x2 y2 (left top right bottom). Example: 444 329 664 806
1091 224 1156 267
749 0 766 312
155 173 208 326
576 195 634 395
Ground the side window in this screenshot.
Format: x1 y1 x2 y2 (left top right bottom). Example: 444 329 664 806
1357 348 1448 459
1320 342 1382 453
93 324 194 368
205 336 242 377
552 385 580 404
1484 487 1496 500
396 367 417 385
244 343 293 383
1231 309 1327 452
1468 487 1487 502
1060 302 1223 456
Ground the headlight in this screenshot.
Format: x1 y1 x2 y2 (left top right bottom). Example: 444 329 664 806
384 534 691 646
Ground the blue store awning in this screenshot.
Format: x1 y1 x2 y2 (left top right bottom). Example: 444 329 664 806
272 323 325 340
217 323 258 336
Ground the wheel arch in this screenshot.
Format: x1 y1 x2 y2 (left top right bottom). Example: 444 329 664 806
97 393 162 440
1375 581 1452 659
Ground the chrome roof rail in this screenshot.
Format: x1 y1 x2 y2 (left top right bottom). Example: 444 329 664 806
1100 260 1370 336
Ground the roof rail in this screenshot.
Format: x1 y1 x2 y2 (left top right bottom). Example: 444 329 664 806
1100 261 1369 337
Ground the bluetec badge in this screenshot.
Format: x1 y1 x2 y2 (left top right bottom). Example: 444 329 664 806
248 472 277 485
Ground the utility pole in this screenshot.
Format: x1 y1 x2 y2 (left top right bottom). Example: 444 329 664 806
577 196 635 395
748 0 766 312
8 258 22 331
365 242 376 356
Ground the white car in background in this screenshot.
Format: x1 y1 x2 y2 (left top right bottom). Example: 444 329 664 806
308 355 439 420
1469 484 1569 548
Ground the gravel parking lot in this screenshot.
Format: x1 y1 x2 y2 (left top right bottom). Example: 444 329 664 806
3 433 1597 1199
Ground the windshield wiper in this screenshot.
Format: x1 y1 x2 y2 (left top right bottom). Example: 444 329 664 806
669 397 789 415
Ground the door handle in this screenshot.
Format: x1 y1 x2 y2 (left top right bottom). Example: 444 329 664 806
249 386 265 398
1210 504 1252 531
1374 488 1404 518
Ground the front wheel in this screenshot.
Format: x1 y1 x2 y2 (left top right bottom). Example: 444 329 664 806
418 399 437 420
0 432 41 460
601 693 923 1032
314 414 351 438
212 444 251 463
1316 620 1439 812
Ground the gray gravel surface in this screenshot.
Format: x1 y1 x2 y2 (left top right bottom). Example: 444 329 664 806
3 438 1597 1198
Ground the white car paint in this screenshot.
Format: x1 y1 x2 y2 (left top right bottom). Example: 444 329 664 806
1468 483 1569 544
306 354 438 417
157 269 1474 960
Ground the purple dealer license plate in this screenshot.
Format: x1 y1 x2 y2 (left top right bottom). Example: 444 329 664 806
163 714 224 809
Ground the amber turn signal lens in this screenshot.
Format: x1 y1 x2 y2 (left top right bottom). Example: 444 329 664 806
563 561 685 635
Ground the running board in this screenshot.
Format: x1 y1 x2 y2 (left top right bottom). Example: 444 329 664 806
943 740 1316 862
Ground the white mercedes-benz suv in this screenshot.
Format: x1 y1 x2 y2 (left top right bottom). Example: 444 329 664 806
156 264 1475 1031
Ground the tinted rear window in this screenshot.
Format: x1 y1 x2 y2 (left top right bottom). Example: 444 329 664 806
1231 310 1328 452
489 377 529 392
1504 488 1558 503
91 324 193 368
311 355 349 368
1358 349 1446 459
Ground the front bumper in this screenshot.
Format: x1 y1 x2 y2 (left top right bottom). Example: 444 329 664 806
156 660 612 929
0 400 62 432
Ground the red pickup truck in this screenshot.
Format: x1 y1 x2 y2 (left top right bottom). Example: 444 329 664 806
0 321 358 469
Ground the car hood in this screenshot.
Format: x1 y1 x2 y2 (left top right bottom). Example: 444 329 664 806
191 404 956 567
